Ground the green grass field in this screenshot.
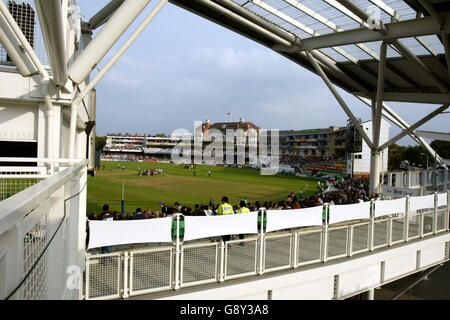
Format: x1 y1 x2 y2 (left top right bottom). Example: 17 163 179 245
87 161 320 216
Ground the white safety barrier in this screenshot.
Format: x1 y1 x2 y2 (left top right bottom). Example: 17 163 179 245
265 206 323 233
329 202 371 225
410 194 435 211
88 218 173 249
374 198 406 218
183 212 259 242
84 191 450 300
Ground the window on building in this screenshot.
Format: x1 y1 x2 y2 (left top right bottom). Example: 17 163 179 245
0 141 37 166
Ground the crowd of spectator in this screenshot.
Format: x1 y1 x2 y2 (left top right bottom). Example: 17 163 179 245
87 177 378 223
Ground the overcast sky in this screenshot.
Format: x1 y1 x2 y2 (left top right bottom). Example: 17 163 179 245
76 1 448 146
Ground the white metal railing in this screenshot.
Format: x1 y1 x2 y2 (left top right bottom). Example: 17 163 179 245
385 168 449 193
84 191 450 300
0 158 84 200
0 160 88 300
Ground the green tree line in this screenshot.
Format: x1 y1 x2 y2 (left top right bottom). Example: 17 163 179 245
388 140 450 170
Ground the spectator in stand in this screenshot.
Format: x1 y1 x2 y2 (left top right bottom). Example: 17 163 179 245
113 211 123 220
203 204 213 216
133 208 147 220
190 204 206 216
100 204 114 254
159 201 169 217
88 213 98 220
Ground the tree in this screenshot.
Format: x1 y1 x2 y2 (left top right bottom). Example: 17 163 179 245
430 140 450 159
96 136 106 151
155 133 167 138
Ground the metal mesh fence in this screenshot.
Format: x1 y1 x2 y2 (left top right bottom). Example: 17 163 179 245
408 212 421 240
0 0 49 67
224 238 258 280
181 243 218 287
391 217 405 244
0 178 40 200
437 207 447 232
130 248 173 296
85 253 121 300
352 223 369 253
297 230 322 265
373 219 389 248
264 234 292 272
327 227 348 259
422 210 435 236
18 212 48 300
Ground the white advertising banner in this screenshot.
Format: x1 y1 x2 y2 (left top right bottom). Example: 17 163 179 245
183 212 259 242
382 186 421 197
374 198 406 218
265 207 323 233
409 194 435 211
438 193 448 207
329 202 371 225
88 218 173 249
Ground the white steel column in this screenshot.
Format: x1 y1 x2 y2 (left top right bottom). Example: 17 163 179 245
305 51 374 150
77 0 169 102
68 0 152 84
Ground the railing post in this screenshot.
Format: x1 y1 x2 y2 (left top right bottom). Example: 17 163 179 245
446 191 450 231
433 192 438 235
258 209 265 275
322 205 329 263
347 225 353 257
369 200 375 251
404 195 410 242
219 240 225 282
174 214 181 290
388 218 393 247
122 252 129 298
292 232 298 269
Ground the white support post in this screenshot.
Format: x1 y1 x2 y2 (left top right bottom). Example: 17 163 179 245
76 0 169 103
68 0 152 84
433 192 438 235
446 191 450 231
369 200 375 251
370 149 382 194
347 225 353 257
305 51 374 150
174 214 181 290
404 195 410 242
122 252 129 298
219 240 225 282
292 232 298 269
322 205 329 263
258 209 265 275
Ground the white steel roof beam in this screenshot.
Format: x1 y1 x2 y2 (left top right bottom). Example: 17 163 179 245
331 0 449 92
68 0 152 84
251 0 359 63
282 0 379 59
296 15 450 50
0 9 38 76
379 104 449 150
0 1 47 78
35 0 68 87
306 51 375 149
203 0 372 93
358 96 444 164
70 0 168 159
367 0 439 56
88 0 125 30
